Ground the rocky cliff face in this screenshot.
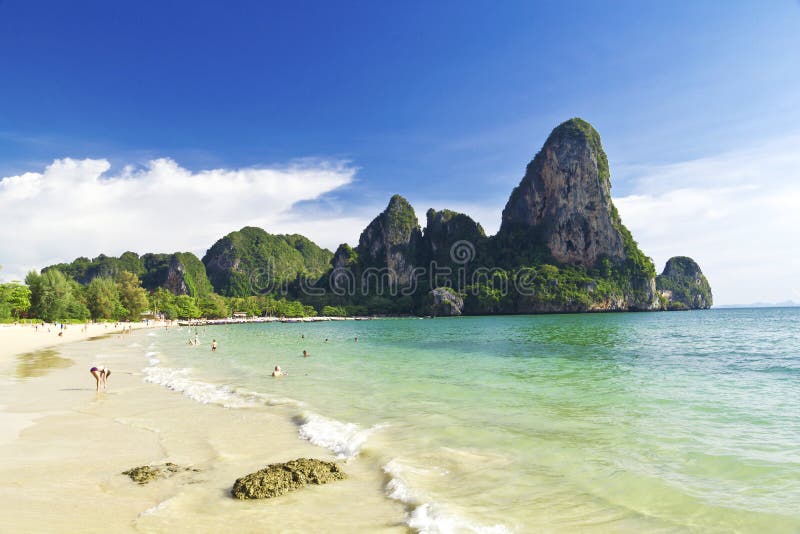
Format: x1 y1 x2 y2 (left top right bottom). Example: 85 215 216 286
428 287 464 316
356 195 423 286
162 255 191 295
500 118 627 266
330 243 358 270
141 252 213 297
498 118 658 310
424 208 486 266
657 256 713 310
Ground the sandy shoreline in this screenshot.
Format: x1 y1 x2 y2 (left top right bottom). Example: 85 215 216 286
0 321 161 360
0 327 406 532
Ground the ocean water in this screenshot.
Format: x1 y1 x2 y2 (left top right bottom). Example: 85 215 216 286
141 309 800 533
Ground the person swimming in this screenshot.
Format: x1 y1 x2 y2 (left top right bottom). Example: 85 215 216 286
272 365 286 377
302 350 310 357
90 365 111 391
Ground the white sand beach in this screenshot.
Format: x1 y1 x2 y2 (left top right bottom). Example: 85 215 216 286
0 326 406 533
0 321 155 361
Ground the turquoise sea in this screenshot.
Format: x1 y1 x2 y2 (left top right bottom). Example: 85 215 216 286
142 308 800 532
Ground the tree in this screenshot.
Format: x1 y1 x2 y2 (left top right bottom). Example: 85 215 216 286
86 277 121 320
174 295 201 319
6 284 32 318
27 269 74 322
150 288 178 319
321 305 347 317
117 271 149 320
198 293 229 318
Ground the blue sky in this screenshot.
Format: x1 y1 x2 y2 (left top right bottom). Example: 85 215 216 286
1 1 799 304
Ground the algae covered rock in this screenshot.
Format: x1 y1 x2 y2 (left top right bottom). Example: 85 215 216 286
122 463 197 485
231 458 346 500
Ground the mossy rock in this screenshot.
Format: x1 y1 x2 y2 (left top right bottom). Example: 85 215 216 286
122 462 198 485
231 458 346 500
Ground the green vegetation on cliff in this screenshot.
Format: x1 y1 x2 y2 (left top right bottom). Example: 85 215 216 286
656 256 713 310
203 226 333 297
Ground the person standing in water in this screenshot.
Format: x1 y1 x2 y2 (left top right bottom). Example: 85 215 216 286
302 350 310 357
272 365 286 377
211 339 217 351
90 366 111 391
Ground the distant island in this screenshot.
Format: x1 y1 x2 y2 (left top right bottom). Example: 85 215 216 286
715 301 800 309
2 119 712 322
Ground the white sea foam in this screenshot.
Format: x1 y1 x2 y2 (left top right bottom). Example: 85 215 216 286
144 351 160 365
383 460 511 534
138 496 175 517
142 366 283 409
296 412 384 460
146 332 157 337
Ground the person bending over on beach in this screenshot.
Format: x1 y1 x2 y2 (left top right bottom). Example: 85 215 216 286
272 365 286 377
90 366 111 391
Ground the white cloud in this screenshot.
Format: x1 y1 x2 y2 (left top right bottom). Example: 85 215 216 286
0 157 359 281
613 135 800 306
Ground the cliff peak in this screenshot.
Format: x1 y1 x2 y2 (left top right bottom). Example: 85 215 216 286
356 194 423 285
499 117 622 267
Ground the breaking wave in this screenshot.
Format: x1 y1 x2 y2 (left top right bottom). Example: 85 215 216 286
383 460 511 534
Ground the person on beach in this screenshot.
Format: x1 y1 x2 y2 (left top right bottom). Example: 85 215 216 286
90 366 111 391
211 339 217 351
272 365 286 377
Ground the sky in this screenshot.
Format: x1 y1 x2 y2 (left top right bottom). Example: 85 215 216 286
1 1 799 305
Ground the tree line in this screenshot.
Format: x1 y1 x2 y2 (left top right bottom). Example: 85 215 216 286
0 268 322 323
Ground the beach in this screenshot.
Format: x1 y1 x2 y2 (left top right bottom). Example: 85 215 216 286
2 311 799 533
0 325 406 533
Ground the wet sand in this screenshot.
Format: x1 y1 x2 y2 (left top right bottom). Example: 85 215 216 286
0 330 406 533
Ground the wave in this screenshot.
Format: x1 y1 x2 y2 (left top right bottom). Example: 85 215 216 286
295 412 385 460
383 460 511 534
145 351 160 366
138 496 176 518
142 365 300 409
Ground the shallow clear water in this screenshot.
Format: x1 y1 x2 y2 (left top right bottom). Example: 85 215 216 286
142 309 800 532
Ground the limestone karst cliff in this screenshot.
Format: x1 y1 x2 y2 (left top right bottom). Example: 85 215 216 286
657 256 713 310
39 118 711 316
